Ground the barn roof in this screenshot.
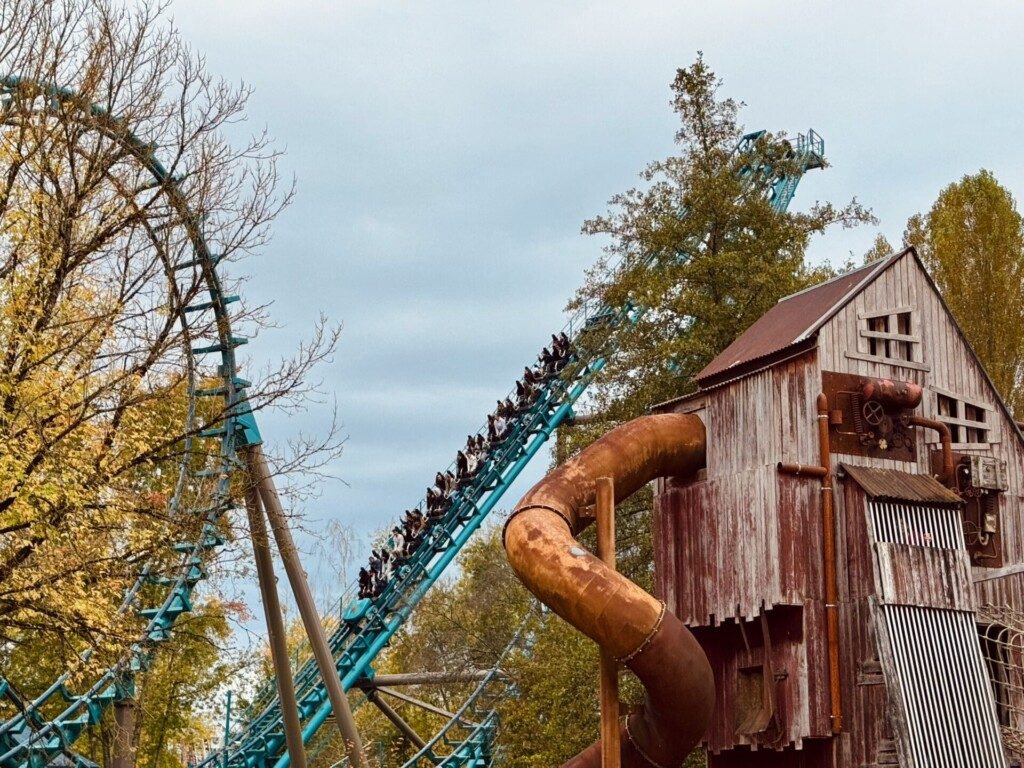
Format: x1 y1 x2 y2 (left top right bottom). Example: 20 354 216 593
840 464 962 505
694 249 908 387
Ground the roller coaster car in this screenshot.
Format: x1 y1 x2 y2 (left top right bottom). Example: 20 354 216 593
582 307 616 330
343 597 371 624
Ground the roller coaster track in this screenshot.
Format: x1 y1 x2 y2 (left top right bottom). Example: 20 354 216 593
0 76 824 768
312 618 531 768
195 130 825 768
0 76 257 768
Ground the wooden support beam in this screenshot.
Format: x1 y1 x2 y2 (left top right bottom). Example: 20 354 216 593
247 445 366 766
244 487 307 768
596 476 621 768
375 687 459 721
366 690 427 749
355 670 491 688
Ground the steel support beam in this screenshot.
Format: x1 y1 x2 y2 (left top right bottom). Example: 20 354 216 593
365 690 426 749
246 445 365 767
244 486 307 768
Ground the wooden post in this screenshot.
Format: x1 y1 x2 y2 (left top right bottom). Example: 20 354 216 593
595 476 620 768
112 698 137 768
246 445 365 766
244 485 308 768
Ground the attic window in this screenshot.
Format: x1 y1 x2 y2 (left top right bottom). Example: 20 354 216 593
934 390 993 446
861 308 918 363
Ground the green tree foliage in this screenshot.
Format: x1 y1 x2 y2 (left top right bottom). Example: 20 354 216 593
339 526 702 768
67 599 253 768
325 56 872 768
572 54 871 423
904 170 1024 414
862 232 896 264
341 530 533 765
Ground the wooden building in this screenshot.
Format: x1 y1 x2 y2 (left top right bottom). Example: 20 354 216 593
653 247 1024 767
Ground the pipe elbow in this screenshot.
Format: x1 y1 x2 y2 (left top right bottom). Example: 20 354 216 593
504 413 714 767
908 414 955 483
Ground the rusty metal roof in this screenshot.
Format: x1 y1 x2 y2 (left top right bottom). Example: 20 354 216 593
840 463 962 505
695 249 910 385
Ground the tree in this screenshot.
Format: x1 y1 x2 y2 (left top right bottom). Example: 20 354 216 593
73 599 254 768
905 170 1024 414
862 232 896 264
346 525 703 768
496 55 873 765
0 0 342 760
571 54 871 424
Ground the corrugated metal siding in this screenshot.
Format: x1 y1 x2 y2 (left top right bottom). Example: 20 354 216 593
875 603 1006 767
816 251 1024 565
869 500 965 550
846 465 962 506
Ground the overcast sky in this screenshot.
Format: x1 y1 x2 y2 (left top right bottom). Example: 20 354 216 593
162 1 1024 617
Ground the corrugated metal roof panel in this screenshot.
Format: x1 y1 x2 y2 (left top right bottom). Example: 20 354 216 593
695 250 907 384
840 463 962 505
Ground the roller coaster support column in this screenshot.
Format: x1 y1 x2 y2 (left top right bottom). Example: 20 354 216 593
112 698 138 768
595 477 620 768
246 444 366 767
365 689 427 749
244 484 308 768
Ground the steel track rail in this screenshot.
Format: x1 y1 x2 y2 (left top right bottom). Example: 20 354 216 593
0 76 256 768
196 130 825 768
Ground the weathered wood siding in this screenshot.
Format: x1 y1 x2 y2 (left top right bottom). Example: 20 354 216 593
873 544 974 611
833 474 897 767
654 249 1024 764
816 250 1024 567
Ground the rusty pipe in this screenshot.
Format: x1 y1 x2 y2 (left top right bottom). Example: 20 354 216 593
908 415 954 484
776 397 843 733
861 377 923 410
815 393 842 734
503 413 714 768
777 462 828 478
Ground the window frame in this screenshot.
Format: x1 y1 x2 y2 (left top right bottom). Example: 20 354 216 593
857 306 922 366
930 386 998 449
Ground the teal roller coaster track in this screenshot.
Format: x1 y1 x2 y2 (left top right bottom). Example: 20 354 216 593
0 76 825 768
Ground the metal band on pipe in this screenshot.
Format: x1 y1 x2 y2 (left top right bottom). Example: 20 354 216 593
624 715 672 768
617 601 667 664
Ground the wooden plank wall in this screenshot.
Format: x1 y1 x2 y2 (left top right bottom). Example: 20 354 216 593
873 544 975 611
816 251 1024 566
695 605 832 755
834 473 895 767
657 466 782 624
655 249 1024 763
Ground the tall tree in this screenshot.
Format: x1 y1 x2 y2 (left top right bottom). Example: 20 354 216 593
0 1 342 762
0 0 340 673
905 170 1024 414
572 53 872 424
516 55 873 765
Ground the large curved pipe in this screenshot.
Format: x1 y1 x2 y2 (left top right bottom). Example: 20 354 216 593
504 413 714 768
